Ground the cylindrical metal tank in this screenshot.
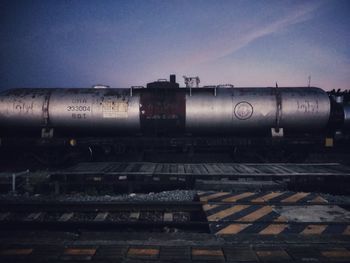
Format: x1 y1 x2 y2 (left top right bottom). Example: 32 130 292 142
185 87 330 134
0 85 331 136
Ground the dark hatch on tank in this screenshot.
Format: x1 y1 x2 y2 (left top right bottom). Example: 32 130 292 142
141 75 185 135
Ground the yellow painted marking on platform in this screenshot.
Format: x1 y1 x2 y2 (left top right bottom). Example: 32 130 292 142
237 206 273 222
322 248 350 259
281 192 309 203
202 204 219 212
222 192 255 202
216 223 252 235
249 196 265 202
256 250 290 260
310 196 328 203
64 248 96 256
207 205 250 221
325 137 334 147
192 248 224 257
301 224 327 235
343 226 350 235
255 192 284 202
0 248 33 255
274 215 288 222
200 192 229 202
259 224 288 235
128 248 159 256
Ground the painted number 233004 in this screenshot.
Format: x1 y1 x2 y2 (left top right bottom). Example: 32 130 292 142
67 105 91 112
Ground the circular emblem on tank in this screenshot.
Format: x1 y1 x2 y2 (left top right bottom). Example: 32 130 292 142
234 101 253 120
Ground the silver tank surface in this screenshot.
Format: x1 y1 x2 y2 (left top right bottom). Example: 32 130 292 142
185 87 330 134
0 86 330 136
49 89 140 132
0 89 51 127
0 88 140 133
343 104 350 130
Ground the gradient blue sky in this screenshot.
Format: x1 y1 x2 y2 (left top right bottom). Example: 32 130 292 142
0 0 349 90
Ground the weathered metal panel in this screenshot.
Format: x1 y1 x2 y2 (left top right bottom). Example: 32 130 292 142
140 89 186 135
48 89 140 133
0 89 51 127
280 87 330 131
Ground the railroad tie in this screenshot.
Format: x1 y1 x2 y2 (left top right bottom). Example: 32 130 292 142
128 247 159 259
59 213 74 222
25 212 43 221
129 212 140 220
0 248 33 256
61 248 96 261
256 249 291 262
191 248 225 261
63 248 96 256
321 248 350 261
94 212 109 222
163 212 173 222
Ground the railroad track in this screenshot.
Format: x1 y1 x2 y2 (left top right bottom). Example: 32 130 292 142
1 190 350 237
50 162 350 194
1 191 350 262
0 201 207 232
3 162 350 195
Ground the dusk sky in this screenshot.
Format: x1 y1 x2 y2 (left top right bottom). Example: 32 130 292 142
0 0 349 90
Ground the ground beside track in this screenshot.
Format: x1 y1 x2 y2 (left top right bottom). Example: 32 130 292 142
0 190 349 262
0 162 349 262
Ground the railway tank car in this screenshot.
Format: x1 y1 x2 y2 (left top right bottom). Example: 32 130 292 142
0 75 340 138
1 74 350 166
